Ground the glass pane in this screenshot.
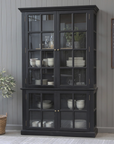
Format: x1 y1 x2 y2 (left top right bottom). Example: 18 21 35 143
42 33 54 49
43 112 54 128
29 69 41 85
60 93 72 109
74 94 86 110
74 51 86 67
42 69 54 85
60 69 72 85
60 14 72 31
74 32 86 49
29 51 41 68
60 50 72 67
60 33 72 49
74 112 87 129
29 93 41 109
42 51 54 67
74 13 86 30
29 15 40 31
42 15 54 31
61 112 73 128
30 111 41 127
29 33 41 50
74 69 86 86
42 93 54 109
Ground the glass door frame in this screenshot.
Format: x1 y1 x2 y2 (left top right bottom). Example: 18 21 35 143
24 12 58 88
26 90 58 130
57 91 90 132
57 11 91 88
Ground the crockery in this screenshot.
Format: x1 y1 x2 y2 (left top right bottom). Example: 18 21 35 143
35 80 41 85
42 59 48 67
36 60 41 67
67 99 76 109
42 79 48 85
48 81 54 85
46 121 54 128
75 119 86 129
32 121 39 127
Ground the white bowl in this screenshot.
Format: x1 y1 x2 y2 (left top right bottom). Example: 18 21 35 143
36 60 41 67
46 121 54 128
75 119 86 129
69 57 83 60
48 81 54 85
37 102 52 109
42 59 48 66
32 121 39 127
67 99 76 109
30 61 36 67
48 58 54 61
30 58 38 61
76 103 84 110
48 61 54 67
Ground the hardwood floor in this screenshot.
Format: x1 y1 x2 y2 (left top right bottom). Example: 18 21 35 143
0 131 114 144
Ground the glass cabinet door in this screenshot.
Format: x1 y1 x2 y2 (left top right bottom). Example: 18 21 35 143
27 13 55 86
27 92 56 129
58 12 87 87
58 92 89 131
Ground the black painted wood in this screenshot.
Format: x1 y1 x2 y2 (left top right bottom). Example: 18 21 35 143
19 5 99 137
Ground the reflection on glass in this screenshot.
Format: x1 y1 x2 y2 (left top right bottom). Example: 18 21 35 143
42 94 54 109
74 32 86 49
75 112 87 129
60 51 72 67
42 69 54 85
42 15 54 31
42 51 54 67
61 112 73 128
60 33 72 49
42 33 54 49
43 112 54 128
29 51 41 67
74 13 86 30
74 94 86 110
60 14 72 31
30 111 41 127
60 94 72 109
29 69 41 85
29 93 41 109
60 69 72 85
29 33 41 49
74 69 86 86
74 51 86 67
29 15 40 31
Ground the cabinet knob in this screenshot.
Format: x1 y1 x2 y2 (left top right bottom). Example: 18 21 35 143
57 49 59 51
55 110 56 112
54 49 56 51
58 110 59 112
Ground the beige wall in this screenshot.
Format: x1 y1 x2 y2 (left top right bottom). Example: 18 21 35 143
0 0 114 132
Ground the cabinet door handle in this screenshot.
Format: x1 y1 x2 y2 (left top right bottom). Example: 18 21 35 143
58 110 59 112
55 110 56 112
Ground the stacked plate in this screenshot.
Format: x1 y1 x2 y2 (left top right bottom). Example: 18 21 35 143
66 57 85 67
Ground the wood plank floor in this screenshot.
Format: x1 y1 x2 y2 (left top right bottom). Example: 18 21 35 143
0 131 114 144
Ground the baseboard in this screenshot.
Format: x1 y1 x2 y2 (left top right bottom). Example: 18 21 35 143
98 127 114 133
5 125 114 133
6 124 22 130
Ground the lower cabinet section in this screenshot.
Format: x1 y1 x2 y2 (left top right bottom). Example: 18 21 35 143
22 90 97 137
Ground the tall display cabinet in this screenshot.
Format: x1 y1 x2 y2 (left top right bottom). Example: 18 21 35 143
19 5 99 137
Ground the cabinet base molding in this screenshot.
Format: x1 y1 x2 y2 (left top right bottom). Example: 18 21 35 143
21 128 98 137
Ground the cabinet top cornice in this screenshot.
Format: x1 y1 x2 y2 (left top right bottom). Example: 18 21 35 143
18 5 99 13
